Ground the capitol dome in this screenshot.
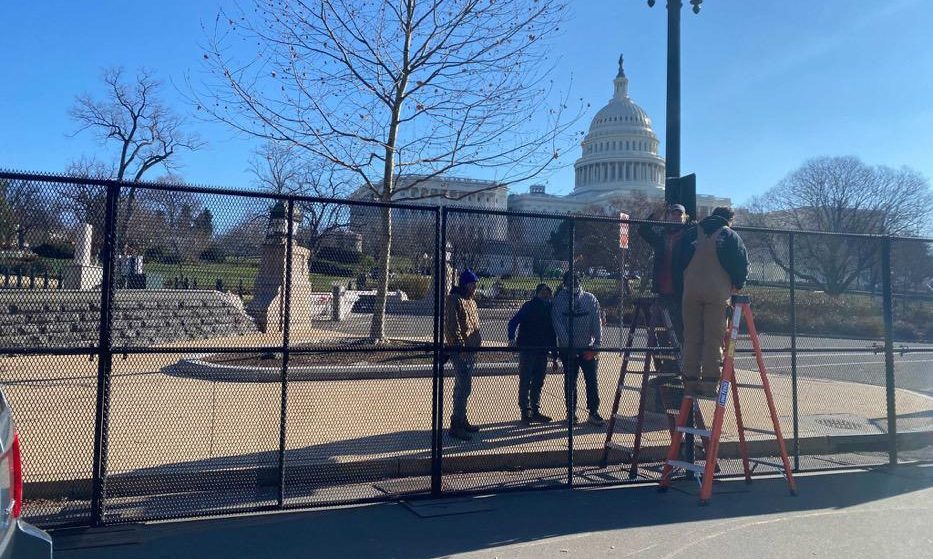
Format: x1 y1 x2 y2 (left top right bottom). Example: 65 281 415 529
572 54 665 201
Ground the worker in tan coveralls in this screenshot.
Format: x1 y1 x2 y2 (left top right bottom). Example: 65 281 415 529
678 207 749 398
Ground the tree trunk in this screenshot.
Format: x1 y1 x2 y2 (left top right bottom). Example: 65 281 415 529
118 186 138 255
368 203 393 342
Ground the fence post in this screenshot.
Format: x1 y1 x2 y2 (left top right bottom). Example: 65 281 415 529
278 199 296 507
43 269 49 289
566 218 575 487
91 182 120 526
238 279 244 298
789 232 799 471
29 266 35 289
431 208 444 497
881 237 897 466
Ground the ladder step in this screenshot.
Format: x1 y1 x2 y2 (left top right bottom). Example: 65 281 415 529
735 383 764 389
749 458 786 470
676 426 712 437
605 441 632 453
666 460 706 474
742 426 776 435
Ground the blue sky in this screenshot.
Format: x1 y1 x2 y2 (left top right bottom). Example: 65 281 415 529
2 0 931 206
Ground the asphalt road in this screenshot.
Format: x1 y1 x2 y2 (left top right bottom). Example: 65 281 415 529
54 464 933 559
329 311 933 395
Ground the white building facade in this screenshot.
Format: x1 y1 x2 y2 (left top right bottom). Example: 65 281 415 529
350 54 731 247
509 55 730 218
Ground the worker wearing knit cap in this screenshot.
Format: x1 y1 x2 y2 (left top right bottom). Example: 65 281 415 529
445 269 482 440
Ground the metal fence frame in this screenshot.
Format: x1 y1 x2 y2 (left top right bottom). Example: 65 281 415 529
0 170 930 528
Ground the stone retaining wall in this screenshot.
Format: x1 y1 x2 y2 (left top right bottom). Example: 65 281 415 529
0 289 257 349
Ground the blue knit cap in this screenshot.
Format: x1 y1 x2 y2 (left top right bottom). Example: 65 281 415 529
459 268 479 286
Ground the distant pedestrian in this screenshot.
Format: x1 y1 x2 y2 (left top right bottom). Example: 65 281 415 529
679 207 749 398
445 268 483 441
551 272 605 426
637 203 688 345
508 283 557 425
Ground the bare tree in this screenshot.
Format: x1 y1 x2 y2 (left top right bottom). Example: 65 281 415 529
745 156 933 294
71 67 203 253
0 178 53 249
249 141 352 256
198 0 578 342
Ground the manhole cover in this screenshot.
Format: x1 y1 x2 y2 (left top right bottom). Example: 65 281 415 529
815 417 869 431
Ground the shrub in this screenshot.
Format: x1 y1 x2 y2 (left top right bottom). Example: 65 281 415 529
316 245 362 265
310 259 354 277
389 274 431 300
34 241 74 260
200 243 228 263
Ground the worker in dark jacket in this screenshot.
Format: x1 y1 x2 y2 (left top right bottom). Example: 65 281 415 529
637 203 688 344
508 283 557 424
678 207 749 398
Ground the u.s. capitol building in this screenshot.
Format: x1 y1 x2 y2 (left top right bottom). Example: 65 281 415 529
349 55 730 274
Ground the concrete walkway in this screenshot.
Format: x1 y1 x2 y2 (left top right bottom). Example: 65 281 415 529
53 463 933 559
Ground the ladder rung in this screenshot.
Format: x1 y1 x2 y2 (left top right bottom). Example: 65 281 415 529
605 441 632 453
677 426 712 437
749 458 786 470
667 460 706 474
742 427 776 436
736 383 764 389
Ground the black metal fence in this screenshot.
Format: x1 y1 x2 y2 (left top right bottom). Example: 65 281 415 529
0 170 930 528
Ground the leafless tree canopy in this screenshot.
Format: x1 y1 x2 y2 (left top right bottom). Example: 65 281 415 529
249 141 352 255
198 0 576 340
71 67 203 253
744 156 933 294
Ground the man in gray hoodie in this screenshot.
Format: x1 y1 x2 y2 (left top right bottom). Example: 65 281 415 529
551 271 605 426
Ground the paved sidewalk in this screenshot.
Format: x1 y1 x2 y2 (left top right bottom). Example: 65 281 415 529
1 347 931 490
53 463 933 559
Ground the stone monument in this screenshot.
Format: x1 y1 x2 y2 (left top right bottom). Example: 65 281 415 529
61 224 103 290
246 202 314 333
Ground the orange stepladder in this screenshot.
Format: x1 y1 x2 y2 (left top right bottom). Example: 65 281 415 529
659 294 798 504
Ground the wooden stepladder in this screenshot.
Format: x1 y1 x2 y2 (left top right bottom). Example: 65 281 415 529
659 295 798 504
601 296 713 479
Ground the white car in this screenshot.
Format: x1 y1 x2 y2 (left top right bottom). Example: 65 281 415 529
0 390 52 558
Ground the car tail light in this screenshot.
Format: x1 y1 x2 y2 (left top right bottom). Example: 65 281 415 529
0 432 22 520
10 433 21 519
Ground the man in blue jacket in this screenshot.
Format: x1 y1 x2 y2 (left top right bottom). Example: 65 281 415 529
551 272 605 426
679 207 749 398
508 283 557 425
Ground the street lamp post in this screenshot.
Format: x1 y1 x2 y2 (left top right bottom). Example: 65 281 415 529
648 0 702 210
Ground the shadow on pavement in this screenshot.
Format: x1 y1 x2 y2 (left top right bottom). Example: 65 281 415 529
54 463 933 559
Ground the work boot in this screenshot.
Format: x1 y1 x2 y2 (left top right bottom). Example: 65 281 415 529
520 410 533 426
463 419 480 433
449 420 472 441
587 412 606 426
529 411 552 424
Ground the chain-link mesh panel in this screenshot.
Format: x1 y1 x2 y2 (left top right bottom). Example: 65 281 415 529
785 233 890 470
440 210 570 493
103 351 280 522
0 354 97 526
111 188 281 350
0 177 108 351
890 237 933 462
321 205 439 345
283 363 435 504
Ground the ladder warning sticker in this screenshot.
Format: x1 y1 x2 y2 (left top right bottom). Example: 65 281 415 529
718 381 730 407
